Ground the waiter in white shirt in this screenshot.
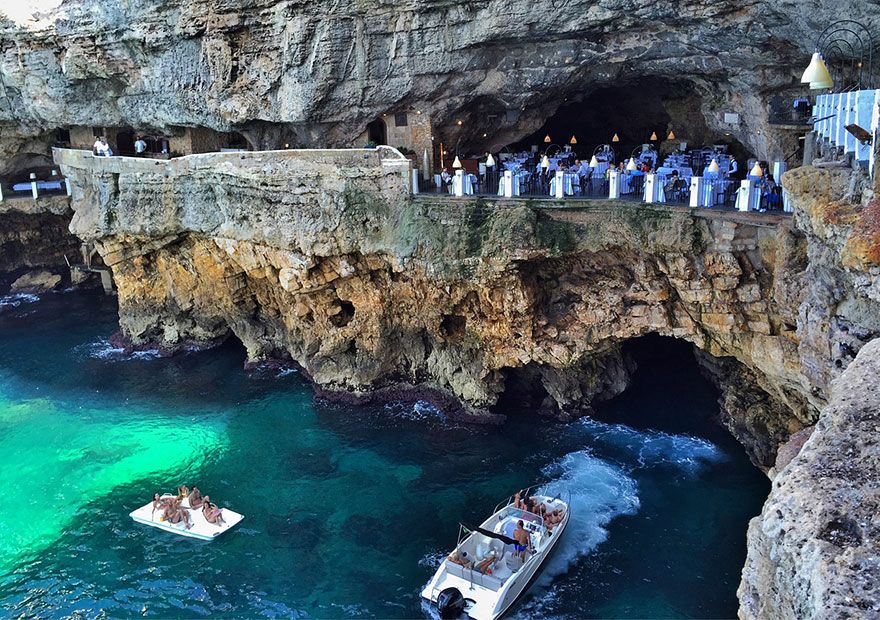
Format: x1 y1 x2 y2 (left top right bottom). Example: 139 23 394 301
728 158 739 178
134 136 147 156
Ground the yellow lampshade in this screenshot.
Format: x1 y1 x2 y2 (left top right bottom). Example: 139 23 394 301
452 156 462 169
708 158 720 173
626 158 638 171
544 134 552 143
589 155 599 167
667 130 676 140
750 162 763 177
569 135 577 145
650 131 658 141
801 52 833 89
612 133 620 142
541 155 550 169
486 153 496 167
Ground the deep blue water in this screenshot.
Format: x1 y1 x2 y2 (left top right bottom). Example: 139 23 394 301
0 291 768 618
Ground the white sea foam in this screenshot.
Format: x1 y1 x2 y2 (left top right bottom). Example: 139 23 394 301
578 418 726 473
534 451 640 584
0 293 40 308
383 400 444 422
73 338 162 361
275 367 299 378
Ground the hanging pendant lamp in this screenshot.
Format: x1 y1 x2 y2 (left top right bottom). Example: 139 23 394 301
544 134 552 143
452 156 463 169
801 52 833 89
589 155 599 167
650 131 658 141
707 158 720 174
612 133 620 142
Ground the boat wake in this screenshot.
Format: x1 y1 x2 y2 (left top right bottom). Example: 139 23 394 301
577 418 726 473
535 451 639 585
73 338 163 361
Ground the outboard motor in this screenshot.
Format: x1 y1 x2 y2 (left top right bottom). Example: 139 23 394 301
437 587 466 619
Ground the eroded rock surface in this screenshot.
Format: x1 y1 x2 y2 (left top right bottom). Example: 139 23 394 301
738 338 880 619
57 148 880 475
0 195 81 290
2 0 876 159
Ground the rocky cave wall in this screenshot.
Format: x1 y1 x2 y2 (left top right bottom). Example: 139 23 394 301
3 0 879 164
0 195 81 292
58 146 880 474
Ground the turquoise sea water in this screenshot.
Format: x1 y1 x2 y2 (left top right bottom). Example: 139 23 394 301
0 291 768 618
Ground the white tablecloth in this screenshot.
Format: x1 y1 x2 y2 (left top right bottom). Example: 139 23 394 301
453 173 477 195
591 162 610 176
735 186 761 211
549 173 577 196
644 181 667 202
498 175 522 196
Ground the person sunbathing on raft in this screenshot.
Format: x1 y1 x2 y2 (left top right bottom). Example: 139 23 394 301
201 496 225 526
187 486 204 509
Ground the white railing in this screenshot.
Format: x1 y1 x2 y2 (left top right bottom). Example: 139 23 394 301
813 89 880 178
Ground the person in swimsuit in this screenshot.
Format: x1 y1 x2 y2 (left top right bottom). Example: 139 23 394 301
513 520 530 559
163 498 192 529
447 549 473 569
202 496 224 526
187 486 203 509
475 553 497 574
545 508 565 530
177 485 189 501
151 492 171 513
513 490 525 510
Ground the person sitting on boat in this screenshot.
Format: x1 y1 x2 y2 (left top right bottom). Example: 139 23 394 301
163 498 192 529
513 490 525 510
202 496 225 525
544 508 565 530
187 486 204 509
513 520 530 559
151 492 172 513
447 549 473 569
475 552 498 574
177 485 190 501
527 498 546 517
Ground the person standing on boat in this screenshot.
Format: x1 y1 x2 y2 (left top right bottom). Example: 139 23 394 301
513 520 530 559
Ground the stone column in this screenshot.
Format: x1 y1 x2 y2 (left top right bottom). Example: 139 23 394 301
503 170 513 198
689 176 704 207
803 131 817 166
454 170 464 197
738 179 757 212
555 170 564 199
609 170 620 199
644 173 660 203
412 168 420 194
30 173 38 200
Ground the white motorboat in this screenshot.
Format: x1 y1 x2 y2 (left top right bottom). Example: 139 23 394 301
421 489 570 620
129 495 243 541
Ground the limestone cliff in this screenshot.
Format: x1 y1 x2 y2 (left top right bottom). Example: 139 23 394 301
59 147 872 472
2 0 877 160
738 338 880 619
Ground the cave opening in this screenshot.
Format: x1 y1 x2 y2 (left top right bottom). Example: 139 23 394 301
480 79 752 168
495 363 552 415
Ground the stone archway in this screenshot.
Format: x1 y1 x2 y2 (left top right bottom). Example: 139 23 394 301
366 119 387 146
